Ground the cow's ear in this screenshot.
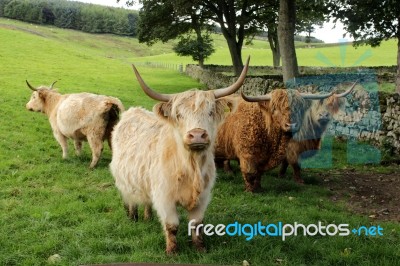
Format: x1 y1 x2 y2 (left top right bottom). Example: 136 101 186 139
257 100 270 112
216 97 238 116
37 90 46 100
219 96 238 113
153 102 172 119
327 96 345 114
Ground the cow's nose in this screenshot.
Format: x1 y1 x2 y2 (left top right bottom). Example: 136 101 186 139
319 112 330 122
285 123 298 133
320 112 329 119
187 128 209 143
186 128 210 151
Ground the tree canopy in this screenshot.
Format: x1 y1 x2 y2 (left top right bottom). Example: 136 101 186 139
0 0 138 36
328 0 400 93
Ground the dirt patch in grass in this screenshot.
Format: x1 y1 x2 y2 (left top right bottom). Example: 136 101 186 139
320 166 400 222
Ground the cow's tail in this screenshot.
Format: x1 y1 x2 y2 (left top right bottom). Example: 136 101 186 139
104 98 125 151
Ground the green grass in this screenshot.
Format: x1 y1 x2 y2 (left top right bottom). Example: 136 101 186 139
0 18 399 265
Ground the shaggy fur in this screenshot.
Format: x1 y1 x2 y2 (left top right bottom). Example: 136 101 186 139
215 89 310 192
26 85 124 168
110 90 235 254
280 95 346 183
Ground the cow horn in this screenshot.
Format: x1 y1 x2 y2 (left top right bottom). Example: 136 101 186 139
132 64 172 102
214 56 250 99
300 91 334 99
335 80 358 97
241 91 272 102
26 80 37 91
49 80 57 89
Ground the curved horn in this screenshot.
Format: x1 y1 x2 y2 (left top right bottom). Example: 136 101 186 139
132 64 172 102
241 91 272 102
214 56 250 99
49 80 57 89
300 90 334 99
335 80 358 97
26 80 37 91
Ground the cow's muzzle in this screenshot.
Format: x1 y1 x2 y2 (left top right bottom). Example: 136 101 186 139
285 123 299 133
318 112 330 125
185 128 210 151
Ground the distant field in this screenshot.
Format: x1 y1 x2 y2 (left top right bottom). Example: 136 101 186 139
0 18 399 266
0 17 397 68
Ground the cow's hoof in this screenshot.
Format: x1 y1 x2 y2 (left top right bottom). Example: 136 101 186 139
165 245 178 255
245 186 264 193
193 242 206 253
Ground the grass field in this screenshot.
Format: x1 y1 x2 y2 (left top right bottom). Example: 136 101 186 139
0 18 399 265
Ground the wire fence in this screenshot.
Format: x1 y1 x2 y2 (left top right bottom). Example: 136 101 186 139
132 61 184 73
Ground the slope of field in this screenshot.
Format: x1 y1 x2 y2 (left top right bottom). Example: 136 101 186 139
0 18 399 266
1 17 397 68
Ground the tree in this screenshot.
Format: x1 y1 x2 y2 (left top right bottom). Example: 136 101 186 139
121 0 328 73
244 0 327 67
295 0 326 44
278 0 299 83
173 33 215 67
121 0 272 76
328 0 400 94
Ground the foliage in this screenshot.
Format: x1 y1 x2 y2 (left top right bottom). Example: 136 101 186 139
327 0 399 47
295 0 327 42
327 0 400 93
173 33 215 66
0 0 138 36
135 0 276 75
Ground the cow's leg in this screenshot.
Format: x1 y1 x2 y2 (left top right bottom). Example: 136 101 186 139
144 204 153 220
87 134 103 168
292 162 304 184
153 198 179 254
239 159 262 192
53 131 68 159
74 140 82 156
164 223 178 255
279 159 289 178
124 202 138 222
253 174 262 192
242 172 263 192
106 131 113 151
188 196 210 252
223 160 233 174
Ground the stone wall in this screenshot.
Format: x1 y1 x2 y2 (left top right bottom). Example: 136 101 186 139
185 64 284 96
328 92 400 155
185 65 400 155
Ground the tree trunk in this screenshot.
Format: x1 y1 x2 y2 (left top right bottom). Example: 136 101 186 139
397 35 400 94
223 32 244 76
199 57 205 68
272 48 281 67
194 24 205 68
278 0 299 84
267 26 281 67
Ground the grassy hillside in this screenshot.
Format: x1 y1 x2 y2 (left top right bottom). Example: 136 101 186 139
0 18 399 266
1 17 397 69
